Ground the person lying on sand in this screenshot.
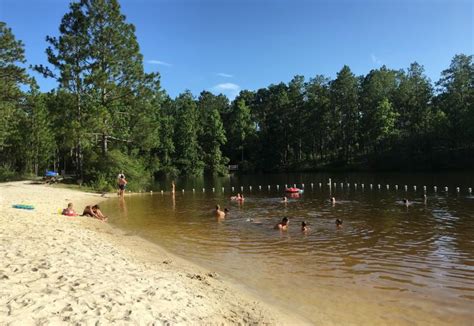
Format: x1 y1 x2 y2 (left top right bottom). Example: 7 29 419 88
274 217 289 231
82 204 107 221
62 202 77 216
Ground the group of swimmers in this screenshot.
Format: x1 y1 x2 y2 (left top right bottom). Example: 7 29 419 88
215 193 345 232
62 202 108 221
273 217 343 232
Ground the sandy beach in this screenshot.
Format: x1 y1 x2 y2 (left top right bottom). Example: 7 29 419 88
0 181 307 325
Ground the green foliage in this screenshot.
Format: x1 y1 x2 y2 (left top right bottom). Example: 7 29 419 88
0 164 17 182
85 149 151 192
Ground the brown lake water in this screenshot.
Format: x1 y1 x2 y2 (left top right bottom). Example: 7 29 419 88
102 173 474 325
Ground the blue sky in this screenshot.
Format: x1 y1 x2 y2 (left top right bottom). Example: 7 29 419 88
1 0 472 99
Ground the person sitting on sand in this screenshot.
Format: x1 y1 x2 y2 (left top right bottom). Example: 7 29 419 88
62 202 77 216
274 217 289 231
335 218 343 228
82 204 107 221
215 205 226 218
301 221 308 232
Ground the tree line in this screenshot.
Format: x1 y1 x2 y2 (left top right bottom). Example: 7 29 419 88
0 0 473 190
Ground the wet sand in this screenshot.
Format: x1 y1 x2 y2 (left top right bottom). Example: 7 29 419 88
0 181 308 325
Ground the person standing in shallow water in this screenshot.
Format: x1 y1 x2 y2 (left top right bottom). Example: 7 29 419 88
275 217 289 231
118 174 127 197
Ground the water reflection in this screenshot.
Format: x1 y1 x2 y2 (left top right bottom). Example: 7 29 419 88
103 173 474 325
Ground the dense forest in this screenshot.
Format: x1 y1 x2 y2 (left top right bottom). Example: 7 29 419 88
1 0 473 190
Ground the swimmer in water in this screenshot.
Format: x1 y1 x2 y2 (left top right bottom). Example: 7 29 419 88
281 196 288 203
402 198 409 206
215 205 226 218
331 197 336 205
275 217 289 231
335 218 343 228
301 221 308 232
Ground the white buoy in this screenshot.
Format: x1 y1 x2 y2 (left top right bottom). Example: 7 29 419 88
293 184 296 188
232 186 234 191
378 184 381 190
386 184 389 190
423 186 427 192
212 187 215 192
277 185 280 190
340 182 343 188
456 187 460 192
241 186 244 191
311 183 314 188
362 184 365 189
404 185 408 191
395 185 398 190
249 186 252 191
347 183 350 188
268 185 271 190
319 183 322 188
151 190 153 194
222 187 225 192
355 183 358 189
469 187 472 194
370 184 373 189
434 186 437 192
182 189 184 193
445 186 448 192
302 183 305 188
193 188 195 193
285 184 288 189
259 185 262 190
413 185 417 191
203 188 205 192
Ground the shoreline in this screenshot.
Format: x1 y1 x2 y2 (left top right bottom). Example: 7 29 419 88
0 181 308 325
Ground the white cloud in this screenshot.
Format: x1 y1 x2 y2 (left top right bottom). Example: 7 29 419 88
147 60 172 67
213 83 240 91
216 72 233 78
370 54 383 65
211 83 240 99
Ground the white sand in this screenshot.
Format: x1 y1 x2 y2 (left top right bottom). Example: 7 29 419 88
0 181 308 325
